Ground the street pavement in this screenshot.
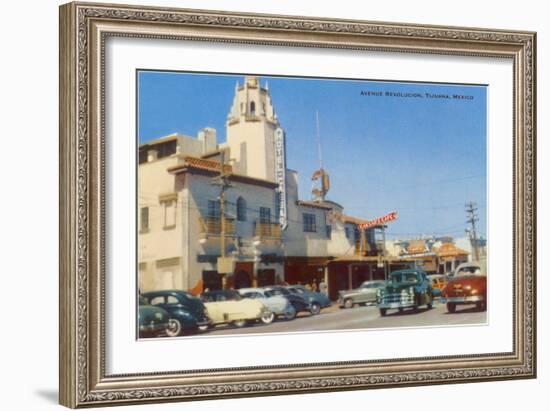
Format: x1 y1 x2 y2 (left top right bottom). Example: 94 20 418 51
202 299 487 336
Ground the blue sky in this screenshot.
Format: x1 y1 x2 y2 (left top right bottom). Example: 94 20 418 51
138 71 487 239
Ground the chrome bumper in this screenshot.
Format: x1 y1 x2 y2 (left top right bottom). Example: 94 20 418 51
378 301 416 309
440 296 484 303
378 293 415 309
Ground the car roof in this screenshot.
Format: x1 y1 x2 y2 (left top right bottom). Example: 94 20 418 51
238 288 263 293
142 289 191 297
202 289 237 294
390 269 424 275
455 262 482 270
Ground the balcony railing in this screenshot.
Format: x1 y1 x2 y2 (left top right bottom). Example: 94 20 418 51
354 240 382 257
254 222 281 239
199 217 235 236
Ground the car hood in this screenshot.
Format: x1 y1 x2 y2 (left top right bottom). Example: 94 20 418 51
339 288 363 296
138 305 168 324
383 283 419 293
443 275 486 293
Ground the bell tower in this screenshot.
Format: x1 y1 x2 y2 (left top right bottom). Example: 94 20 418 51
226 76 280 181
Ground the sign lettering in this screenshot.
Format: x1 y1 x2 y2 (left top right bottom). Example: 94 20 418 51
274 128 288 230
358 211 398 230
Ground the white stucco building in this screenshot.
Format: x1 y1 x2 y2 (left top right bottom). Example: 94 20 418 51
138 76 386 299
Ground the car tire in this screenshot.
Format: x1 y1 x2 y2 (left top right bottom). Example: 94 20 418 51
427 294 433 309
260 311 275 324
232 319 247 328
447 303 457 313
310 302 321 315
166 318 182 337
379 308 387 316
283 308 297 321
343 299 354 309
476 301 487 311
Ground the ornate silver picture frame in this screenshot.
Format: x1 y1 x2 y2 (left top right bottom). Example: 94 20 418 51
59 1 536 408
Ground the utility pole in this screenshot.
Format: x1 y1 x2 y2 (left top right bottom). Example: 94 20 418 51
465 201 480 261
211 151 232 288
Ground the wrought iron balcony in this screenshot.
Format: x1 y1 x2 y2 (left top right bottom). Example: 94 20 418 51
199 217 236 236
254 222 281 239
354 240 382 257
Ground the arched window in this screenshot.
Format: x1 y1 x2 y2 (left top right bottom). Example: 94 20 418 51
236 197 247 221
250 101 256 115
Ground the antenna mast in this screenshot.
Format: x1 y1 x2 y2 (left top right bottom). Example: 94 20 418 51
311 111 330 201
316 111 323 170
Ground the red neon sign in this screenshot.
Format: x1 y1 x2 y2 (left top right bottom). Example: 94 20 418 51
358 211 398 230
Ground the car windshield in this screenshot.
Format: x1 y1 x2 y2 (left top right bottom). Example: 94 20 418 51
202 291 241 302
361 282 384 288
267 288 288 296
456 266 484 276
241 292 260 299
389 272 419 284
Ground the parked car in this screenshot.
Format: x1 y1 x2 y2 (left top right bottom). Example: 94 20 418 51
141 290 211 337
201 289 274 327
138 296 171 338
337 280 386 309
377 269 434 316
262 286 313 315
285 285 331 314
440 261 487 313
238 288 296 321
427 274 447 297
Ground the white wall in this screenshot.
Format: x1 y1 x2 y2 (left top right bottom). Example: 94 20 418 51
0 0 547 410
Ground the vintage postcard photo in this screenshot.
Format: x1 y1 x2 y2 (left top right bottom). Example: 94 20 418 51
136 72 487 338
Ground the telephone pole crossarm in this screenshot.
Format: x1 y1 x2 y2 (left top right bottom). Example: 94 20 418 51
465 201 480 261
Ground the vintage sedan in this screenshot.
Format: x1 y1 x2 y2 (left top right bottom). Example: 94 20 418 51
201 289 274 327
337 280 386 309
377 270 433 316
138 296 171 338
262 286 313 315
285 285 331 314
142 290 210 337
427 274 447 297
440 262 487 313
238 288 296 321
